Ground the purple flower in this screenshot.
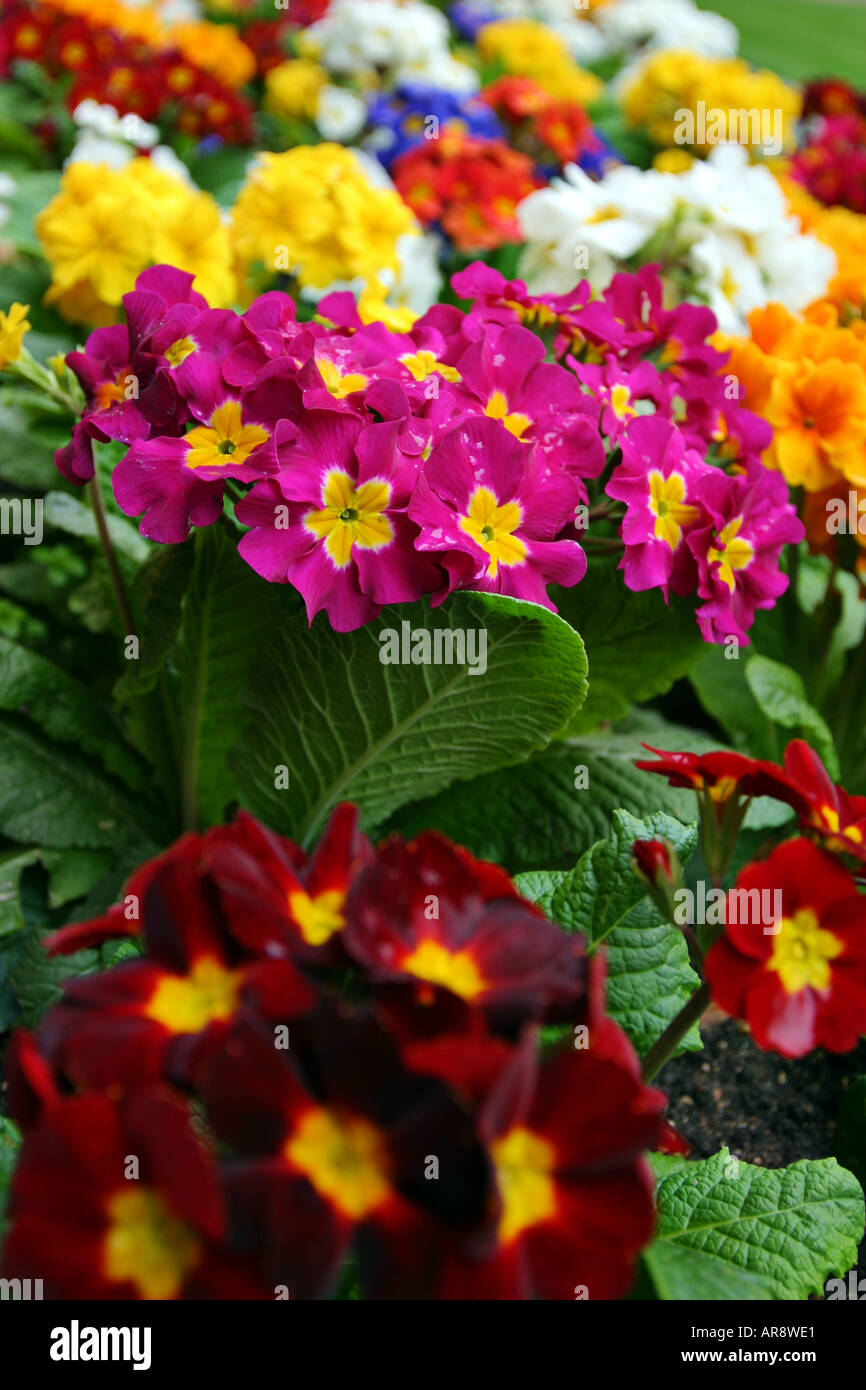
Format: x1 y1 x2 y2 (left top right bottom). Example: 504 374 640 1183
687 460 805 646
409 415 586 608
606 416 710 598
237 411 441 632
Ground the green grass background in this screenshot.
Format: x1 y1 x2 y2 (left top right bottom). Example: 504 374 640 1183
697 0 866 86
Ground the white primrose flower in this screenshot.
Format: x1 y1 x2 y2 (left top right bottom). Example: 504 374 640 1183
517 163 678 294
675 143 788 238
315 86 367 142
598 0 738 58
303 0 452 77
757 228 838 317
689 231 769 334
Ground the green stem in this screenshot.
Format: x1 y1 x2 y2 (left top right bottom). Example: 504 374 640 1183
641 980 712 1084
87 478 135 636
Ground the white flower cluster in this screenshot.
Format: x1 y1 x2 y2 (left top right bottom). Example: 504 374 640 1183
456 0 736 61
67 101 192 183
596 0 739 58
302 0 479 93
517 144 837 333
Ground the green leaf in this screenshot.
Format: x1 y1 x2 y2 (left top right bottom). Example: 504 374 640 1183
112 541 195 817
604 904 702 1057
744 654 838 778
0 635 150 793
518 808 696 945
115 541 195 700
0 1117 22 1239
516 826 702 1058
553 563 704 734
10 926 99 1027
231 591 588 847
0 400 70 490
42 491 150 564
393 707 790 871
41 848 114 909
691 643 777 758
0 714 160 850
0 848 39 938
3 170 61 257
652 1149 865 1301
179 525 279 827
642 1241 775 1300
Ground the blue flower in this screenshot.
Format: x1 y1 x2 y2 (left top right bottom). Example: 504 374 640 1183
365 83 503 167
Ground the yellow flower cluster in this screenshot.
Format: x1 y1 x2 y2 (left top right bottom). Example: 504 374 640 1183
42 0 255 88
36 161 235 326
264 60 328 121
622 51 800 157
229 145 417 297
0 303 30 369
476 19 603 107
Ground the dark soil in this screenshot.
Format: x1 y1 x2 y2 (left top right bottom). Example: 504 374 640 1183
661 1019 866 1292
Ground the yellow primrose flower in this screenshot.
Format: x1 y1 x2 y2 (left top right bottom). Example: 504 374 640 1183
265 60 328 120
184 402 269 470
36 161 235 326
36 164 152 312
230 146 416 297
622 52 800 156
476 19 602 107
0 303 31 369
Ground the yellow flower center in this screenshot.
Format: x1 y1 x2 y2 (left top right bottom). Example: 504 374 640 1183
285 1108 391 1220
184 401 270 470
648 470 700 549
610 383 635 420
400 939 486 1000
144 956 242 1034
164 336 197 367
95 374 128 411
490 1127 557 1245
585 206 620 224
304 469 393 569
707 516 754 591
484 390 532 440
767 907 843 995
104 1187 201 1300
287 888 346 946
708 775 739 804
459 486 527 578
399 349 461 384
317 357 369 399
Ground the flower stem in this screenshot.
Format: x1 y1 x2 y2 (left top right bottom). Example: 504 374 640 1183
641 980 712 1084
87 478 135 636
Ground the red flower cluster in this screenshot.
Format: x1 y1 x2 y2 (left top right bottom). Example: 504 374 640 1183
392 131 543 251
0 1 254 144
801 78 866 120
3 807 665 1300
791 113 866 214
706 839 866 1057
480 75 598 167
637 738 866 862
637 739 866 1057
